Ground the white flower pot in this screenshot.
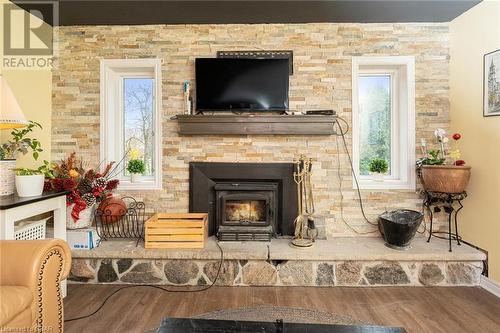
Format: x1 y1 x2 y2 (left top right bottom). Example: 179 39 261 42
370 172 385 182
0 160 16 196
15 174 44 197
130 173 141 183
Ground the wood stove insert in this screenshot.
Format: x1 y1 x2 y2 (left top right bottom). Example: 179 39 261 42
215 183 278 241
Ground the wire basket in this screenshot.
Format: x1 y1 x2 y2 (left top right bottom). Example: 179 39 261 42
15 219 47 240
94 196 145 246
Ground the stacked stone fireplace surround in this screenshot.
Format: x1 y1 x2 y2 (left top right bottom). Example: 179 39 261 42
53 22 486 286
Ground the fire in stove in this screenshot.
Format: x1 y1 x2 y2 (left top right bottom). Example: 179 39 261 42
214 182 277 241
225 200 266 222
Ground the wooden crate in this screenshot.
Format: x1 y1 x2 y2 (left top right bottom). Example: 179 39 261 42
145 213 208 249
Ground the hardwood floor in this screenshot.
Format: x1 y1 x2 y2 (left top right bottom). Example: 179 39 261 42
64 285 500 333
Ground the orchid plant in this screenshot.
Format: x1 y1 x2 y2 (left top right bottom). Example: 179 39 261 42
418 128 465 167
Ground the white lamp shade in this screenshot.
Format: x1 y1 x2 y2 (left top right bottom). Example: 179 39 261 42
0 76 28 129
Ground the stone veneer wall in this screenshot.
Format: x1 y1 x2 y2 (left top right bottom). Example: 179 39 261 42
70 258 482 287
52 23 450 237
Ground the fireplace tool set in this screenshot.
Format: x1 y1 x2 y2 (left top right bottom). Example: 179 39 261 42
291 155 318 248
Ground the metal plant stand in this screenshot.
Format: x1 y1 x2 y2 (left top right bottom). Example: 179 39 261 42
423 191 467 252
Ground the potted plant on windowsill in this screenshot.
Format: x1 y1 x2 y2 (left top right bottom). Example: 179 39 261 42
0 121 43 196
417 130 470 194
126 149 145 183
13 161 53 197
369 158 388 182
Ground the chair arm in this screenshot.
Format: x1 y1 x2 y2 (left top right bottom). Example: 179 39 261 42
0 239 72 332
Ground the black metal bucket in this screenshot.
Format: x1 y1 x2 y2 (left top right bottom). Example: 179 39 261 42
378 209 424 250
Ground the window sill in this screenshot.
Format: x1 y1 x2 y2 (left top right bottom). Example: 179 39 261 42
117 180 162 191
355 179 415 190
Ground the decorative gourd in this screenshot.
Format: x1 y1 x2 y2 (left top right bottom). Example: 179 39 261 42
96 197 127 224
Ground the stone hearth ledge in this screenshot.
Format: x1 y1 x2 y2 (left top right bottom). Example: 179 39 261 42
72 236 486 262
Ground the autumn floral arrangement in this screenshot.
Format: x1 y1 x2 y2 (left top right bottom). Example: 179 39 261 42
44 153 120 222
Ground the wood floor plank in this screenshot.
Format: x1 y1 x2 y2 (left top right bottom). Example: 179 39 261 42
64 285 500 333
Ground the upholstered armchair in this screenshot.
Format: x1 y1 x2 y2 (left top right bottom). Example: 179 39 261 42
0 239 71 332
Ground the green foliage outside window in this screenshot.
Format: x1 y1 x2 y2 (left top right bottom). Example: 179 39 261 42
359 77 391 175
124 78 155 177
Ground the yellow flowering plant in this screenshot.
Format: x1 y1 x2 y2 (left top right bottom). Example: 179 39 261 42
449 149 461 161
129 149 141 160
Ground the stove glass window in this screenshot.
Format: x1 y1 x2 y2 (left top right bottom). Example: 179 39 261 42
225 200 266 222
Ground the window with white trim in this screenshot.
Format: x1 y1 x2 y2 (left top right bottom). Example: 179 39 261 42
100 59 162 190
351 56 416 190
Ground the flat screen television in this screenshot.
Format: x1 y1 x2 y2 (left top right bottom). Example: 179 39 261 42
195 58 289 112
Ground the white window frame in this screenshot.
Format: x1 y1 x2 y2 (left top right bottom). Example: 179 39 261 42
100 59 162 190
351 56 416 190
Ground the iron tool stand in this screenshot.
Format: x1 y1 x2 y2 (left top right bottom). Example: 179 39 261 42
423 191 467 252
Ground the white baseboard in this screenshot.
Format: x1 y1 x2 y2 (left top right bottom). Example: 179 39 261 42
480 275 500 298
